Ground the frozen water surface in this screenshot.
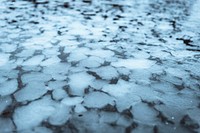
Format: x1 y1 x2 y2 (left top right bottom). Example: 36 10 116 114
0 0 200 132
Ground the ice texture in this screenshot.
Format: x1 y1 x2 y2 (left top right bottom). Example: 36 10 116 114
13 96 56 130
84 92 115 108
68 72 95 96
0 79 18 96
14 81 47 102
112 59 155 69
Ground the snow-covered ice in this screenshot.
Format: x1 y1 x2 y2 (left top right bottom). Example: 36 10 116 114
83 91 115 108
68 72 95 96
0 0 200 132
14 81 47 102
0 79 18 96
112 59 155 69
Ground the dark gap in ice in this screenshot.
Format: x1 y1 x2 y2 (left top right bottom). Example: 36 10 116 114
180 115 200 132
121 108 133 119
176 38 194 46
125 121 138 133
157 111 174 125
101 104 118 112
87 71 102 79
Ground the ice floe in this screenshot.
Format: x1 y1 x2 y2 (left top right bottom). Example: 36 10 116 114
83 91 115 108
13 96 56 130
0 79 18 96
61 97 83 106
14 81 47 102
112 59 155 69
68 72 95 96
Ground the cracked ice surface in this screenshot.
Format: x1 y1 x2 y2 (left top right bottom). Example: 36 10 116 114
0 0 200 133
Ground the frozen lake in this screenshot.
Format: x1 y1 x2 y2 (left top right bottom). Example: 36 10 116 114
0 0 200 133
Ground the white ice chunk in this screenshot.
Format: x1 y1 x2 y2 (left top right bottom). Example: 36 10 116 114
0 76 7 83
84 92 115 108
68 72 95 96
75 104 87 113
0 43 17 53
0 96 12 114
52 89 68 100
22 72 52 84
131 103 158 123
13 96 56 130
48 81 66 90
0 118 14 133
116 94 141 112
43 63 70 76
99 112 119 123
14 81 47 102
89 49 114 58
79 56 104 68
94 66 118 80
112 59 155 69
49 104 70 125
61 97 83 106
23 55 44 66
102 80 131 97
90 80 108 90
40 56 60 66
16 49 34 57
68 52 87 62
0 54 10 67
0 79 18 96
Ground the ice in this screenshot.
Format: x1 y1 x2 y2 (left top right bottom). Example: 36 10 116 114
0 76 7 83
49 104 70 125
129 69 151 84
0 43 17 53
0 70 18 79
40 56 60 66
22 72 52 84
102 80 131 97
23 55 44 66
0 54 10 67
83 92 115 108
115 94 141 112
131 103 158 123
0 96 12 114
1 0 200 132
116 115 133 127
52 89 68 100
79 56 104 68
94 66 118 80
20 127 53 133
90 80 108 90
13 96 56 130
61 97 83 106
68 48 90 62
159 93 199 109
69 21 89 35
68 72 95 96
74 104 87 113
68 52 87 62
0 118 15 133
48 80 66 90
16 49 34 58
89 49 114 58
43 48 59 58
99 112 119 123
112 59 155 69
14 81 47 102
0 79 18 96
